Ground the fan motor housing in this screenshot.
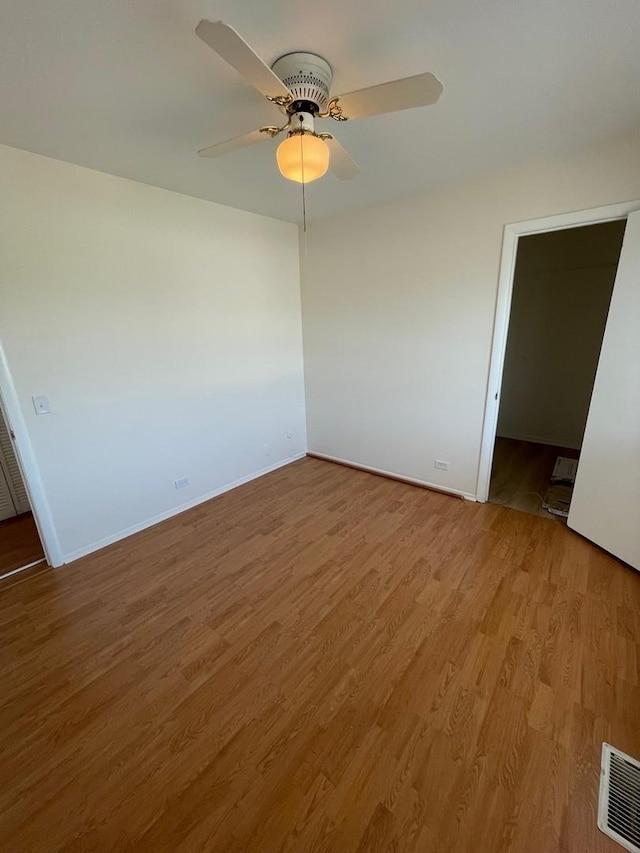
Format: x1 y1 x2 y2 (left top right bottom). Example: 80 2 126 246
271 52 333 113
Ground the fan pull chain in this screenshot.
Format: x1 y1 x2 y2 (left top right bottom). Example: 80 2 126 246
299 129 307 234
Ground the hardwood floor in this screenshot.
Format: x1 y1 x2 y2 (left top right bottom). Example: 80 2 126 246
489 437 580 518
1 457 638 852
0 511 45 575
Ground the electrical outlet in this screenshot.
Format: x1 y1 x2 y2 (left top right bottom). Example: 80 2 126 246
174 477 189 489
434 460 449 471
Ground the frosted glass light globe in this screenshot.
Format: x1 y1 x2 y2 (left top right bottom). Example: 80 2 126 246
276 133 329 183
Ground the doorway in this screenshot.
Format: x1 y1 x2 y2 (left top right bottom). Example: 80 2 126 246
487 220 626 518
0 406 45 577
478 202 640 569
0 340 63 569
477 201 640 507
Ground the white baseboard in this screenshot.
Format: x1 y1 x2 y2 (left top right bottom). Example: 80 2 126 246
62 453 306 565
497 431 581 450
308 451 477 501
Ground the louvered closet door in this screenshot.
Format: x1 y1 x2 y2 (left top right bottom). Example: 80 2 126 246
0 416 30 514
0 465 17 521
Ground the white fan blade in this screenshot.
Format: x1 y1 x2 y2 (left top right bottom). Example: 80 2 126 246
198 129 269 158
325 136 360 180
336 72 443 120
196 20 291 101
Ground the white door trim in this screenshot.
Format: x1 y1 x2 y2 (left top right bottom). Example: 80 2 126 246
0 340 63 567
476 199 640 503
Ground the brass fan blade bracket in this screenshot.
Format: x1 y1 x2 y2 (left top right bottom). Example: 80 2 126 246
267 94 293 108
317 98 348 121
327 98 348 121
259 123 289 138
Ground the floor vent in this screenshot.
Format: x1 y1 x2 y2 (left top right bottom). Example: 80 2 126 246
599 743 640 852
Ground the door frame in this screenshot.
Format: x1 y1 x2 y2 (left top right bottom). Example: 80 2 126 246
0 339 63 567
476 199 640 503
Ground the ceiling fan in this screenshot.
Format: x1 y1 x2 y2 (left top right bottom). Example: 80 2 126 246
195 20 444 184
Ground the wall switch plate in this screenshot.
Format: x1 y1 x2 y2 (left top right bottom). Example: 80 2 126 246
32 395 50 415
174 477 189 489
434 460 449 471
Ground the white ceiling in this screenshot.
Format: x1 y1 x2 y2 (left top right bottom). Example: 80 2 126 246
1 0 639 223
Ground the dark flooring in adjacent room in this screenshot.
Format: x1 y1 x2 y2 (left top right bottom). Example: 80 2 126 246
1 457 637 852
489 437 580 519
0 511 45 575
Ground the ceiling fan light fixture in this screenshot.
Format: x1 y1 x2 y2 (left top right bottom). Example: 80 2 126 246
276 132 329 184
195 21 443 184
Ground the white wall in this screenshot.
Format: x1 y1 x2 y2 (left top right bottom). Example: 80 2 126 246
0 144 306 562
300 133 640 499
497 222 624 449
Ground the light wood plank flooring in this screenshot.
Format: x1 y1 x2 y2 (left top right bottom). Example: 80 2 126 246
1 457 638 852
489 437 580 519
0 511 45 575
